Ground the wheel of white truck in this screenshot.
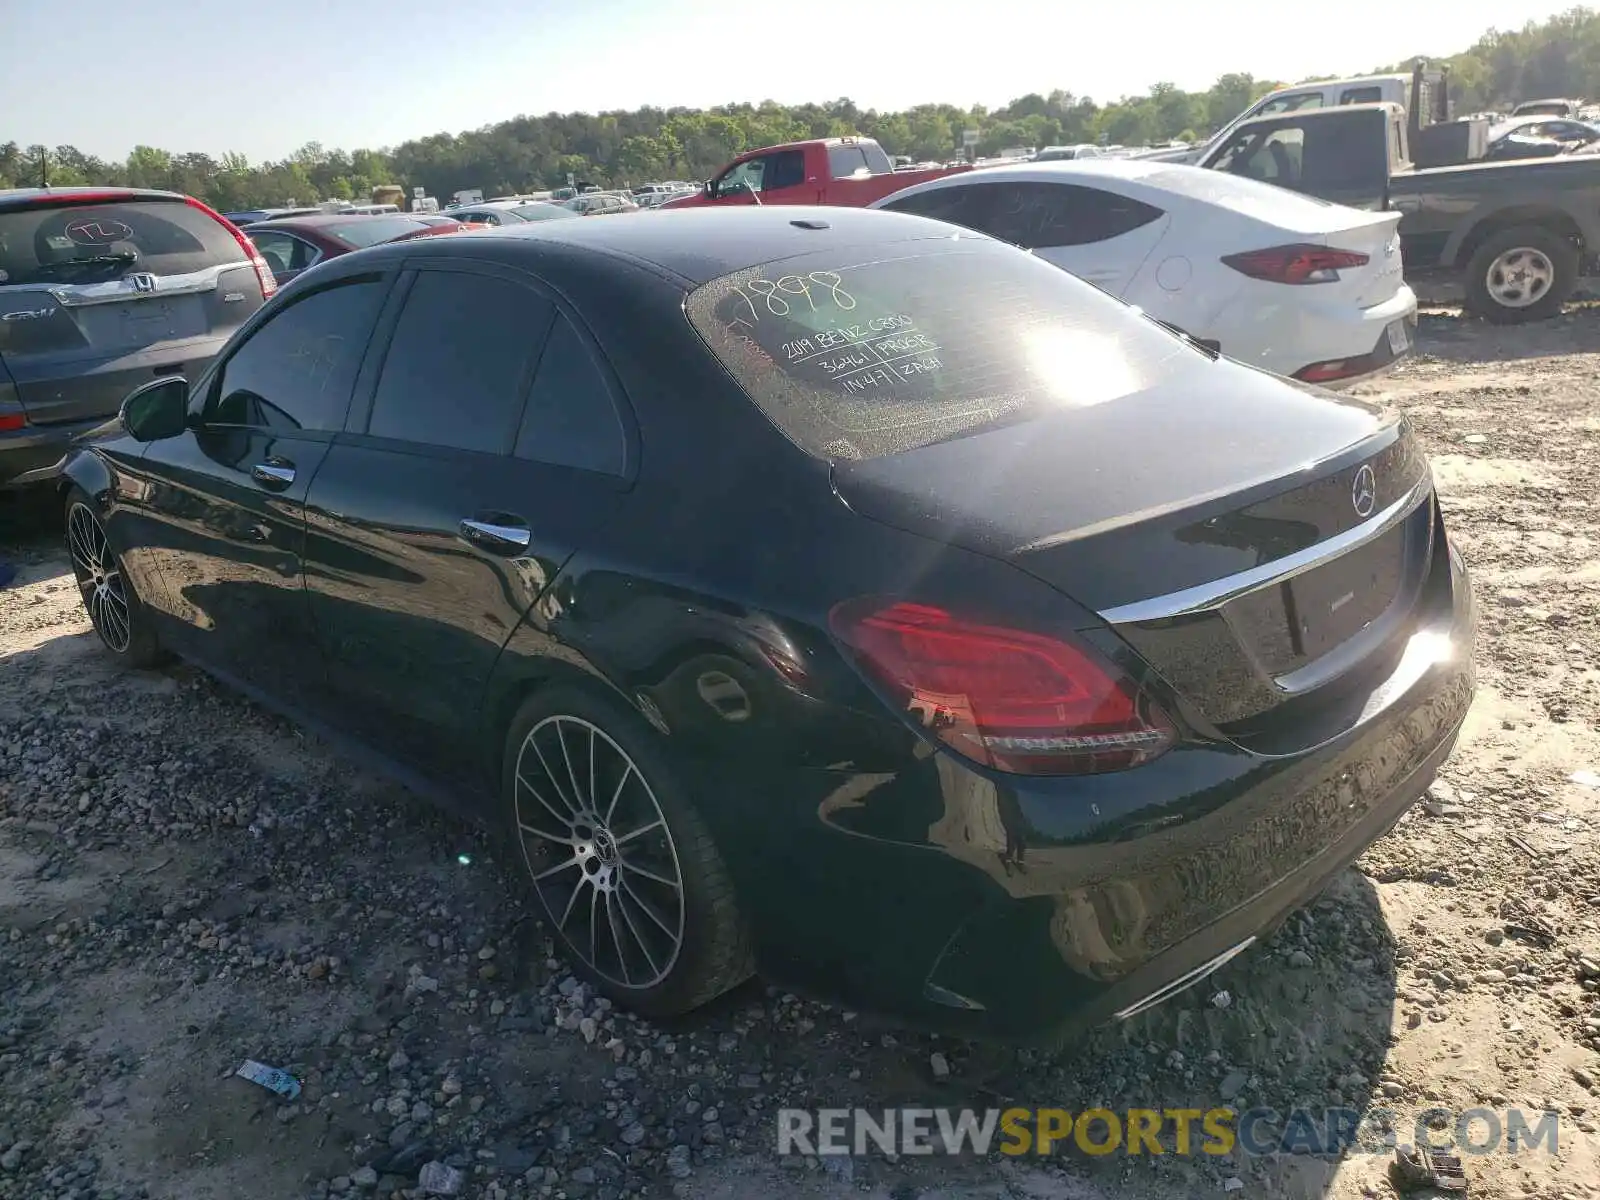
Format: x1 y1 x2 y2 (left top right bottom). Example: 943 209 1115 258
1464 224 1578 325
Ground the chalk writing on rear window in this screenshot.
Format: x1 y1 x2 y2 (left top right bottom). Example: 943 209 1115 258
770 314 943 393
685 244 1199 462
726 272 857 325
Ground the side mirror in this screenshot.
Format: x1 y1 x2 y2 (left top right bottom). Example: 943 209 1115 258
120 376 191 442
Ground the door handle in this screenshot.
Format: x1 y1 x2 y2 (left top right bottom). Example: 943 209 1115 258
251 460 296 489
459 517 531 553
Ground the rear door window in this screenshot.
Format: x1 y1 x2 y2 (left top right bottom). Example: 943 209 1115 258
514 313 627 476
1339 87 1384 104
365 268 555 454
766 150 807 190
684 240 1199 462
207 275 385 433
0 199 244 287
879 185 998 232
980 182 1164 248
884 182 1161 249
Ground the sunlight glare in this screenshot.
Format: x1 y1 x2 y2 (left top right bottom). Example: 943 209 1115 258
1022 326 1143 408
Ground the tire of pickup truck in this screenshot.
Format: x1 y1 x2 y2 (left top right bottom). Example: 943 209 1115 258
1463 224 1578 324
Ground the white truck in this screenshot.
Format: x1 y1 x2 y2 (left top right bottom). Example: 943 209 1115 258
1138 64 1449 164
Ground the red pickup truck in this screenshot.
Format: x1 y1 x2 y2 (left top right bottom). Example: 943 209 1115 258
662 136 971 209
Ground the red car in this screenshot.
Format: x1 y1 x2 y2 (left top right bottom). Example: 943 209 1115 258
245 213 488 286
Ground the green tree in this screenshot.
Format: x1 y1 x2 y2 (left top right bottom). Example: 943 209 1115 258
14 9 1600 206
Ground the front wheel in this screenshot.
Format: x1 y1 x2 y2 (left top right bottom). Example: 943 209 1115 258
1463 224 1579 325
64 488 165 667
502 685 753 1017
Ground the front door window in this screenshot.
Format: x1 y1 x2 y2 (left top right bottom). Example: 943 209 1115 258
716 156 769 198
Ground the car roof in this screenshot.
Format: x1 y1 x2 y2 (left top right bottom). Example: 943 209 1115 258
0 185 187 211
353 205 994 286
895 159 1180 191
875 159 1368 235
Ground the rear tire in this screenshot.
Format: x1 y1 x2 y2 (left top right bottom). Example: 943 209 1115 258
501 685 753 1017
63 488 166 668
1463 224 1578 324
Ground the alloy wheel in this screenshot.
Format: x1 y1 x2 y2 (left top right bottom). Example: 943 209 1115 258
512 715 686 990
1485 247 1554 309
66 503 133 653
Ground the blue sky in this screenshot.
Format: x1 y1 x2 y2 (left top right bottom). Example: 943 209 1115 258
2 0 1572 161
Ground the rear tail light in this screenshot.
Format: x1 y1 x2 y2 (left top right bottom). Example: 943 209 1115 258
184 195 277 300
828 599 1175 775
1222 243 1369 285
0 375 24 432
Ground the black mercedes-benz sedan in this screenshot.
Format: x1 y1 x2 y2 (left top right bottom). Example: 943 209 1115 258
58 206 1475 1041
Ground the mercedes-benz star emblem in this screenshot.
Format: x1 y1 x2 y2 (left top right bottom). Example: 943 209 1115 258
1351 464 1377 518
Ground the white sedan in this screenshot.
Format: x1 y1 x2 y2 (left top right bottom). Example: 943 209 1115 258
870 160 1417 387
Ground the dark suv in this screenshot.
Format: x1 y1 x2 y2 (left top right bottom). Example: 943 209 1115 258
0 187 276 488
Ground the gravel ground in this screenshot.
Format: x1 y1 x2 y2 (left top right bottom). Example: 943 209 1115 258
2 308 1599 1200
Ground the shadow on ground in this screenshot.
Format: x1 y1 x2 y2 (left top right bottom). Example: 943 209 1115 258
1416 304 1600 365
0 589 1406 1199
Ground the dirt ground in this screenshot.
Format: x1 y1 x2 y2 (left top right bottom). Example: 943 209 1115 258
2 307 1599 1200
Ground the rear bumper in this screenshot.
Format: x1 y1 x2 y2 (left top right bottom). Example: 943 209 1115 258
1218 285 1418 385
1 336 224 488
0 415 109 489
1288 285 1419 386
726 528 1475 1042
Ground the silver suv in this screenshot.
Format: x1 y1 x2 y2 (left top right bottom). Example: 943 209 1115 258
0 187 276 488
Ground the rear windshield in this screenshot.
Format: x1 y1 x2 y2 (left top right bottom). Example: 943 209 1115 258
0 199 243 287
1143 167 1335 215
684 239 1198 462
324 216 430 248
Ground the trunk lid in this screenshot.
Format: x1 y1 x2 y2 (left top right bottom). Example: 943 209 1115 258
832 358 1435 730
1151 167 1405 307
0 197 264 425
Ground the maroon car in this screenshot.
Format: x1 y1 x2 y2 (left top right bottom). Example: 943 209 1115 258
244 213 488 286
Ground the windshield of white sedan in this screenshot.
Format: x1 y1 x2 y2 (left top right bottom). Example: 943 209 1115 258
685 242 1197 461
